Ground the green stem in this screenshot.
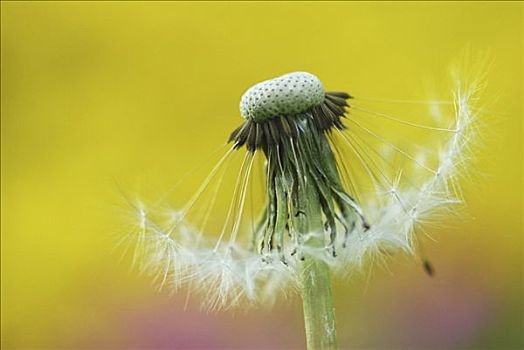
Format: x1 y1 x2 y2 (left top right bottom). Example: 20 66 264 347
296 174 338 350
299 252 338 349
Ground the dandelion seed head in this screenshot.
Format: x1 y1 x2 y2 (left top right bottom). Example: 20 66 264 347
123 56 487 310
240 72 325 122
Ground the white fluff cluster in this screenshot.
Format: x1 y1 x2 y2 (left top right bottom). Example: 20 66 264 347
331 87 479 272
123 65 484 310
123 205 299 310
240 72 325 121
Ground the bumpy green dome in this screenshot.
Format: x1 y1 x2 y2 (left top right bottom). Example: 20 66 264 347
240 72 325 122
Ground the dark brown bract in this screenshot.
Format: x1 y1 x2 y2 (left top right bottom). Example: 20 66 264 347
229 92 352 152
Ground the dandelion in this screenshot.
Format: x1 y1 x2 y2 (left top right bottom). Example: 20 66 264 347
122 57 487 349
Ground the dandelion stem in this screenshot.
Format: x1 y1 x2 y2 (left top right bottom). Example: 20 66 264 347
299 244 338 349
295 161 338 350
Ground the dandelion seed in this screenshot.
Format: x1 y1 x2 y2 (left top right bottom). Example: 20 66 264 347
123 59 487 349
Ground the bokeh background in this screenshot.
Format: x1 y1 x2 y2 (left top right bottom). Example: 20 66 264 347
1 2 522 349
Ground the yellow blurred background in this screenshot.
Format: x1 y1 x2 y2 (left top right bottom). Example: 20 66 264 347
1 2 522 349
